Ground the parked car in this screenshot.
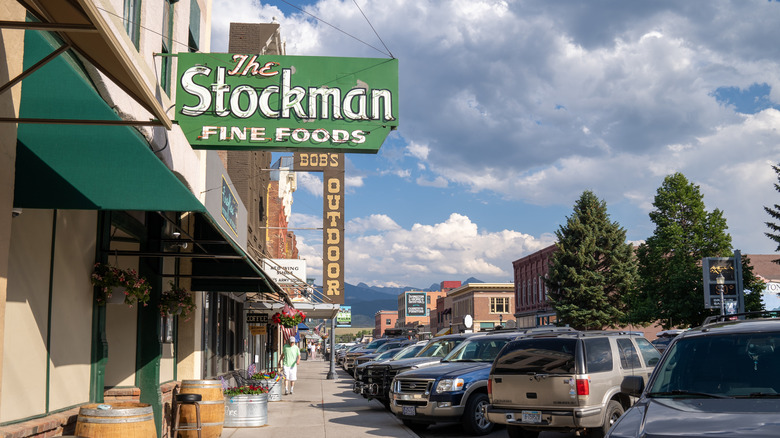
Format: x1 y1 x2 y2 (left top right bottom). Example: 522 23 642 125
343 337 408 374
650 329 684 353
485 330 660 438
360 333 478 408
354 342 427 388
608 312 780 438
337 344 363 366
354 339 415 370
389 332 524 435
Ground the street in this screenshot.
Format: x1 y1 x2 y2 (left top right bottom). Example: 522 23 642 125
417 422 577 438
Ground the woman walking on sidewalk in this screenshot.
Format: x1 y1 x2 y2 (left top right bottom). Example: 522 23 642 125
281 337 301 395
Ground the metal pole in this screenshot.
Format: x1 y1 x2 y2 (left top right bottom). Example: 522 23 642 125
326 317 336 379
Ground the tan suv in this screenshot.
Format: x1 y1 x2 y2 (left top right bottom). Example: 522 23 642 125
484 331 660 438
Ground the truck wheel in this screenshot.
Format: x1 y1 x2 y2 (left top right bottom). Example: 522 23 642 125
462 393 494 436
507 425 539 438
402 420 428 431
587 400 624 438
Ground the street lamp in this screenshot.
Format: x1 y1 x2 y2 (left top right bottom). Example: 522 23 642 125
716 273 725 316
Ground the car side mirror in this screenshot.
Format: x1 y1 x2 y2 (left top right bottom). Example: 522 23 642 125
621 375 644 397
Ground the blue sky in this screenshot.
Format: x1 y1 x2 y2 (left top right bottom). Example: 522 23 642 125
210 0 780 288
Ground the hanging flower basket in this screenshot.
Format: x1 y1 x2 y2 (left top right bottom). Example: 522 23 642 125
271 307 306 328
159 282 196 320
90 263 151 307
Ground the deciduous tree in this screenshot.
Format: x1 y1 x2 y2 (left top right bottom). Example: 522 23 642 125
631 173 732 328
545 191 638 330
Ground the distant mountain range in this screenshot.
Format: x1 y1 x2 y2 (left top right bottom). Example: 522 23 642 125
342 277 484 327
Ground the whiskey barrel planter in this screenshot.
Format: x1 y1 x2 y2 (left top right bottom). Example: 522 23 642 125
178 379 225 438
224 393 268 427
75 402 155 438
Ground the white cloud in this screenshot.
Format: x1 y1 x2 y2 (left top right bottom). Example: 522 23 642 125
211 1 780 287
337 213 555 287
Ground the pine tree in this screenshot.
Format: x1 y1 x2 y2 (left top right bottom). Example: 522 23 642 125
764 163 780 260
742 255 766 312
545 191 638 330
631 173 732 328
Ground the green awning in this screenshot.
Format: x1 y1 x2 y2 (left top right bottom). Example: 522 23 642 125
12 26 290 304
13 23 199 211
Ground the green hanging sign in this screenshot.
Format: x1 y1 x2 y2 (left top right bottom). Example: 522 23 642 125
175 53 398 153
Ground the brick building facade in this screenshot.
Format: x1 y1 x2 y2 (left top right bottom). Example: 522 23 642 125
374 310 398 338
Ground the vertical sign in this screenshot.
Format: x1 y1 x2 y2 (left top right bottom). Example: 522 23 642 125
336 306 352 327
702 251 743 313
294 153 345 304
221 176 239 235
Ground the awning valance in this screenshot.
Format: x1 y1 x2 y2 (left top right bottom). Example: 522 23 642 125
6 0 171 128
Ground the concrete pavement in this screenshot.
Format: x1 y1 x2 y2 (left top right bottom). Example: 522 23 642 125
221 357 418 438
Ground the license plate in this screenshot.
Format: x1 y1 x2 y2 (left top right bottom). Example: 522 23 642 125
402 406 416 416
521 410 541 423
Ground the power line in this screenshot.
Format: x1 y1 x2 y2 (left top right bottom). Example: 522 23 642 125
276 0 393 58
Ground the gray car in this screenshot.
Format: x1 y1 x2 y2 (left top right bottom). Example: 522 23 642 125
608 311 780 438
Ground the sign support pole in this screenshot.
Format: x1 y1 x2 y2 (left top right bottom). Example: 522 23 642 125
327 317 336 379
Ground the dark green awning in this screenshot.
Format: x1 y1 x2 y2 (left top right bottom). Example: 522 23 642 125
12 26 289 304
13 23 199 211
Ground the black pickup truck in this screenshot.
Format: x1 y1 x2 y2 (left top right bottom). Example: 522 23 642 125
356 333 477 408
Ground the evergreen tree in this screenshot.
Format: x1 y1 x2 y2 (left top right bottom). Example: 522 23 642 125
631 173 732 328
764 163 780 260
742 255 766 313
545 191 638 330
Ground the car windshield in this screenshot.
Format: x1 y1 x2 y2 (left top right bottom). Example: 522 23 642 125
442 337 511 362
493 338 577 374
365 339 389 349
417 338 464 358
393 344 424 359
375 349 399 361
648 333 780 398
375 342 401 353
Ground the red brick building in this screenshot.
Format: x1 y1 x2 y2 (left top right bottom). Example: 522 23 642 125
431 281 460 335
374 310 398 338
448 283 515 332
513 245 557 328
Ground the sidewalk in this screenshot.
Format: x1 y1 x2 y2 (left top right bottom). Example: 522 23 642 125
221 357 418 438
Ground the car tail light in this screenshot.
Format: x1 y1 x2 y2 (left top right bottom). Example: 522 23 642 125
488 378 492 396
576 378 589 396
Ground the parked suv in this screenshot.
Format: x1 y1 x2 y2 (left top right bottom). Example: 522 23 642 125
608 312 780 438
343 338 407 375
485 330 660 438
389 331 524 435
359 333 477 407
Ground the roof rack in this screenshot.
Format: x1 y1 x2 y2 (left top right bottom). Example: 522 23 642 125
701 310 780 326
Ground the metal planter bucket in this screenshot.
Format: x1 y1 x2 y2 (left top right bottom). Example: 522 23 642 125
263 378 283 402
224 394 268 427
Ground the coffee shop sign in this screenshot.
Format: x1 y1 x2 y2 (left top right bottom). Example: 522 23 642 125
176 53 399 153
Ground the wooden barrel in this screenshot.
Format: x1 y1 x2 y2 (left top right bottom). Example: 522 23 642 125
75 402 156 438
178 379 224 438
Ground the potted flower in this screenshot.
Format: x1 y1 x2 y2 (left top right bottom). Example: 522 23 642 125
159 282 196 320
224 385 270 427
271 307 306 328
90 262 151 307
251 371 282 401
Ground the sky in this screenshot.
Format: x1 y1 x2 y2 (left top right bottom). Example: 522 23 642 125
209 0 780 289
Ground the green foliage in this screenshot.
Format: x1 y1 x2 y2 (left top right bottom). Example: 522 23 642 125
545 191 639 330
742 255 766 312
631 173 732 328
764 163 780 259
